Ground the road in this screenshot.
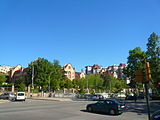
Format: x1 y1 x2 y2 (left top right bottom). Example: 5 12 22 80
0 99 154 120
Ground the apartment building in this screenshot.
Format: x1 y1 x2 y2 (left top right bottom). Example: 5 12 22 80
0 65 12 75
63 64 75 80
9 65 28 83
85 64 102 75
106 63 129 83
75 69 85 79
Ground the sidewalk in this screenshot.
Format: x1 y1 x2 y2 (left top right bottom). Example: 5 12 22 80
29 97 73 101
0 100 10 103
126 100 160 113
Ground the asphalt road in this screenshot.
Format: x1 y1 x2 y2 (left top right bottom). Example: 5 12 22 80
0 99 152 120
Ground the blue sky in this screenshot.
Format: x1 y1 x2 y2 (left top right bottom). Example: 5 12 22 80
1 0 160 72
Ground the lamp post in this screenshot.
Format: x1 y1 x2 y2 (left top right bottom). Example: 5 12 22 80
87 78 89 93
31 62 34 97
140 57 151 120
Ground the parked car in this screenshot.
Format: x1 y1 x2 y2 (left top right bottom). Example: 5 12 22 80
15 92 25 101
151 110 160 120
114 93 126 98
84 94 93 100
92 94 104 101
86 99 126 115
0 92 15 100
125 93 135 100
137 92 144 99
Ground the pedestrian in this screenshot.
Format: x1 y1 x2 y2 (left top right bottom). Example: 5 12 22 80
134 93 137 102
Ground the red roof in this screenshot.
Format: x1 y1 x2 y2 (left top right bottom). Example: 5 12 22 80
119 63 126 67
93 64 101 69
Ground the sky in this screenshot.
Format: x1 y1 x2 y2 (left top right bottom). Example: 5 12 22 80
0 0 160 72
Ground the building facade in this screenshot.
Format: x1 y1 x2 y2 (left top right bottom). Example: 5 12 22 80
9 65 28 83
85 64 102 75
63 64 75 80
75 69 85 79
0 65 12 75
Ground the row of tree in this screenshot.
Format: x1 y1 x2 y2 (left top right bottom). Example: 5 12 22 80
0 57 126 93
25 58 126 93
123 32 160 93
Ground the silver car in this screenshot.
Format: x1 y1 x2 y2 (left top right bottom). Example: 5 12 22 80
0 92 15 100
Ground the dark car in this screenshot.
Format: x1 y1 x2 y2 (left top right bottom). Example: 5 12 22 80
151 110 160 120
137 92 144 99
86 99 126 115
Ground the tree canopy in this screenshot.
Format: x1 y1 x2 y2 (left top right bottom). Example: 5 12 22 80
27 58 66 91
146 32 160 91
0 73 7 84
123 47 146 88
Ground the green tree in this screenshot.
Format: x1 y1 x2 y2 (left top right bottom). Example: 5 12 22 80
101 73 125 93
15 78 26 91
28 58 54 91
123 47 146 88
0 73 7 84
112 78 126 93
85 74 104 92
72 78 80 89
50 60 66 91
146 32 160 92
64 79 73 89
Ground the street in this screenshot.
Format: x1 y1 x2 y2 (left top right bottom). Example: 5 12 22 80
0 99 158 120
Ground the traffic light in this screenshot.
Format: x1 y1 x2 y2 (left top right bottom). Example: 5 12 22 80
145 62 151 81
135 70 144 82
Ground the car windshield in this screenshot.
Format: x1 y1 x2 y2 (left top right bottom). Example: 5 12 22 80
18 93 24 96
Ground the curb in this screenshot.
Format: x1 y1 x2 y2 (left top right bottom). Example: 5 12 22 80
28 97 73 102
0 100 10 103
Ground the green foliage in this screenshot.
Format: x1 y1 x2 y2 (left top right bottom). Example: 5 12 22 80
146 32 160 92
27 58 66 91
123 47 146 88
64 79 73 89
102 74 126 93
85 74 104 92
72 73 127 93
51 60 66 90
0 73 7 84
124 32 160 93
15 78 26 91
112 78 126 93
33 58 54 90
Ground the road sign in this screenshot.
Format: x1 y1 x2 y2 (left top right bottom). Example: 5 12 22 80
135 70 144 82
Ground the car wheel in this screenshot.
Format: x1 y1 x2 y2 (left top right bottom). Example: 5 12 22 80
109 109 116 115
87 106 92 112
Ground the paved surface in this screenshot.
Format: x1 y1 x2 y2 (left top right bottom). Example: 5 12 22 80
0 100 10 103
29 97 73 101
0 99 159 120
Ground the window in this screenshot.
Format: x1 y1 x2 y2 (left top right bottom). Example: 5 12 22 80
105 100 113 104
18 93 24 96
97 101 105 104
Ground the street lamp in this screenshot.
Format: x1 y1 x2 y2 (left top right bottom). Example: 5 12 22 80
31 62 34 97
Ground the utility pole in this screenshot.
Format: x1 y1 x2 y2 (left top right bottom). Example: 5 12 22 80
135 60 151 120
48 75 51 92
31 62 34 97
109 80 111 94
87 78 89 93
144 62 151 120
